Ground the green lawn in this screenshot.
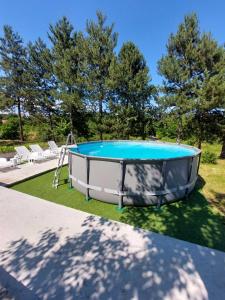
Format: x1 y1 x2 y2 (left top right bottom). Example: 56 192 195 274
11 143 225 252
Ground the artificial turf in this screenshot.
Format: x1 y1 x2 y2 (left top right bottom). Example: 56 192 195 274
11 156 225 252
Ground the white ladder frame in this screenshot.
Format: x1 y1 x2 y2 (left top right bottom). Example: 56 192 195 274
52 132 77 188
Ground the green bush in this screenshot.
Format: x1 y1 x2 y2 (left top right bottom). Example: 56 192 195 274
54 119 70 142
186 137 196 146
0 145 15 153
36 126 53 142
201 151 217 164
0 116 19 140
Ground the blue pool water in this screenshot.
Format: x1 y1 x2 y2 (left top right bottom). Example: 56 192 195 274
70 141 197 159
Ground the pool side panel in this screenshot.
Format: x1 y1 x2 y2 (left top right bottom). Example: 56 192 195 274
69 144 200 206
89 159 121 204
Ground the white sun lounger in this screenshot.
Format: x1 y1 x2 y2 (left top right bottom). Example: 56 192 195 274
15 146 45 163
48 141 63 154
29 144 56 159
0 158 17 169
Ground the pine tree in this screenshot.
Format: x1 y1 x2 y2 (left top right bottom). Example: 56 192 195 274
158 14 225 148
27 38 57 139
48 17 86 136
108 42 154 139
0 25 28 141
85 11 118 140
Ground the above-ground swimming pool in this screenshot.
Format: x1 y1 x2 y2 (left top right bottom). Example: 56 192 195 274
68 141 201 208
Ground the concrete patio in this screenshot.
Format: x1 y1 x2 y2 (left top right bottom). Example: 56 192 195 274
0 187 225 300
0 157 68 187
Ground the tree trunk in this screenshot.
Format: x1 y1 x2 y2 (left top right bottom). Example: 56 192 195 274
220 138 225 159
197 123 202 149
141 120 146 140
68 87 75 135
17 99 24 141
48 111 55 141
197 113 202 149
124 133 129 140
69 101 74 134
99 99 103 140
176 114 183 144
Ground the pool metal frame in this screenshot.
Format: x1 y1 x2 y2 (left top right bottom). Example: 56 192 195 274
68 140 201 208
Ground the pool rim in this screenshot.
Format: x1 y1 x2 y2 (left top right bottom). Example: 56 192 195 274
68 140 201 163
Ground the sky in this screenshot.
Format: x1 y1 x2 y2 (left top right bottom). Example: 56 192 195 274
1 0 224 85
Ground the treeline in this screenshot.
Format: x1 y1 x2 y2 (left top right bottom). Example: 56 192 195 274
0 12 224 157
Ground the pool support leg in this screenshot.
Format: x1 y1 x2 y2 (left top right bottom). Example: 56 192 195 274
85 156 91 201
68 152 73 190
184 157 194 199
68 178 73 190
155 161 167 210
117 160 126 212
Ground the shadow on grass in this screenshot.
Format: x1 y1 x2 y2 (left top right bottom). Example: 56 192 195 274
1 216 224 299
57 178 69 187
213 192 225 202
207 190 225 215
195 175 206 190
120 176 225 252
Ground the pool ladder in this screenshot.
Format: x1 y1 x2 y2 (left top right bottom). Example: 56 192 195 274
52 132 77 188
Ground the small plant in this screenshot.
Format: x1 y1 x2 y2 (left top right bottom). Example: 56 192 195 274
201 151 217 164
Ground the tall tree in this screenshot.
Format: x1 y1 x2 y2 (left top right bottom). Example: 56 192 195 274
158 14 225 148
27 38 57 139
85 11 118 140
218 112 225 158
0 25 28 141
48 17 86 136
108 42 154 139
